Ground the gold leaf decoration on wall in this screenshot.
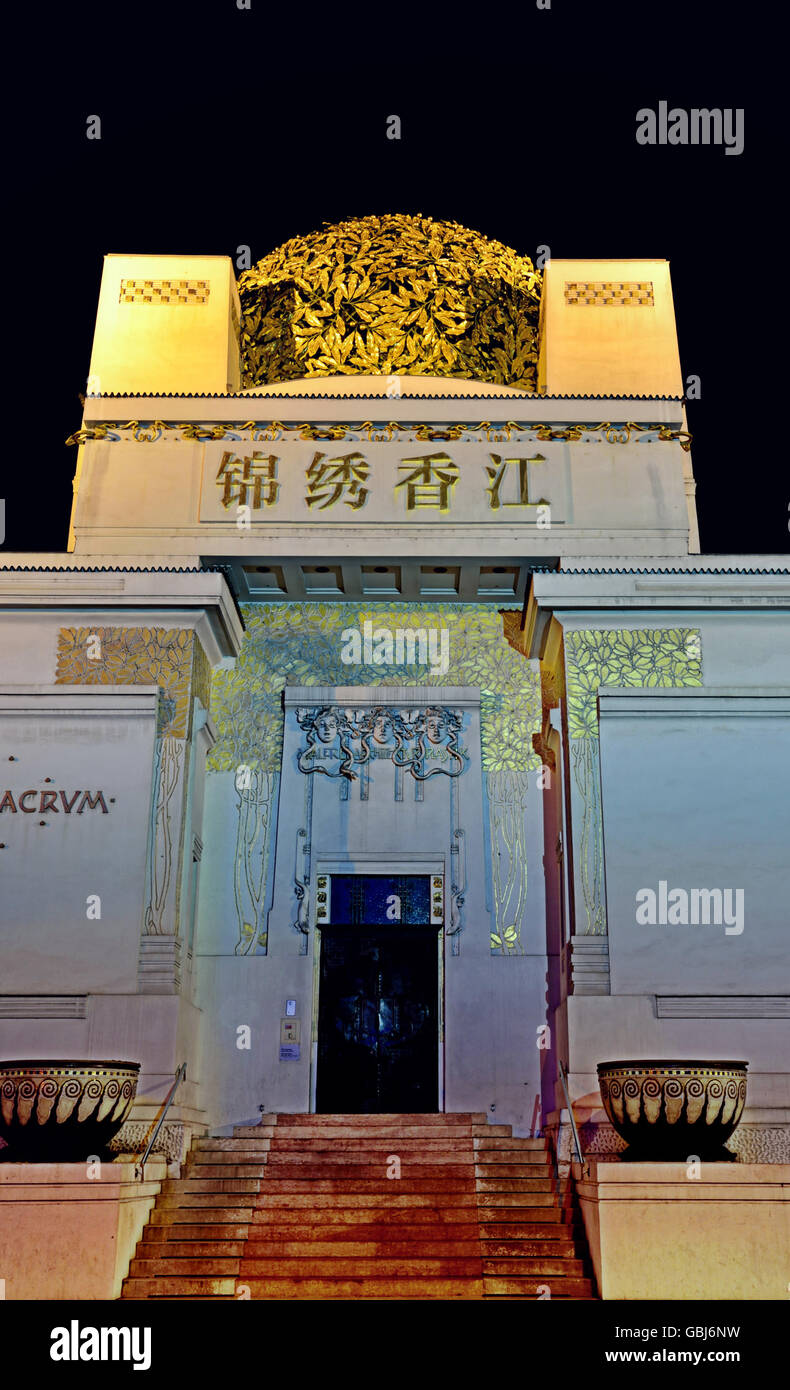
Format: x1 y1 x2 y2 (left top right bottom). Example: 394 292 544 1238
55 627 205 739
565 628 703 739
238 215 542 392
206 602 542 959
206 602 542 775
564 627 703 936
488 770 530 955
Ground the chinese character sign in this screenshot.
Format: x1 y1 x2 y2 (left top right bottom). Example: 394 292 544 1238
200 441 559 526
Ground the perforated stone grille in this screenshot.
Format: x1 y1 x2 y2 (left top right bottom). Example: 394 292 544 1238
564 281 654 307
119 279 210 304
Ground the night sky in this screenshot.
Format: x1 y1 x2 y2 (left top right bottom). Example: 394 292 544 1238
6 0 784 557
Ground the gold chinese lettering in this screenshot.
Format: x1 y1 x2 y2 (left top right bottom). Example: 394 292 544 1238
396 453 459 511
485 453 545 509
217 451 280 509
305 451 370 510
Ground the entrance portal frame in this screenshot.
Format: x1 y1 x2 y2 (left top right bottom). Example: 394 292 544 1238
309 855 446 1114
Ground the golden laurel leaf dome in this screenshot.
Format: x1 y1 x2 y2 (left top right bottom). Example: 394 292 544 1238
238 214 542 392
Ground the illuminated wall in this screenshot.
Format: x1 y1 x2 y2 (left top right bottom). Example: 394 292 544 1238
205 601 542 956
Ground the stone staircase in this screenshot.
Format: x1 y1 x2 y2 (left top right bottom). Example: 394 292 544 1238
121 1113 596 1300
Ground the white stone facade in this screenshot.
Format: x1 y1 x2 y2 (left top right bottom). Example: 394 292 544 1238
0 252 788 1166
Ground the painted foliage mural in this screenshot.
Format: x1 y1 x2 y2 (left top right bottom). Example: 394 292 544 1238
206 603 542 956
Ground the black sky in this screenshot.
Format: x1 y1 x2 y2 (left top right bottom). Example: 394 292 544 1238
5 0 786 556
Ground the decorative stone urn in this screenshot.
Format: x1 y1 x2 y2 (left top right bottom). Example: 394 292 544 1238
597 1059 748 1159
0 1060 140 1161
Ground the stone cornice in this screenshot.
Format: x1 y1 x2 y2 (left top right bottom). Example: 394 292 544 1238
282 684 482 709
598 687 790 718
0 684 161 714
78 395 687 428
0 569 243 662
528 569 790 640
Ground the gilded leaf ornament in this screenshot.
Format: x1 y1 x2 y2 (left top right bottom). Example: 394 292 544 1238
206 602 542 775
564 627 703 936
564 627 703 739
55 627 208 739
237 215 542 392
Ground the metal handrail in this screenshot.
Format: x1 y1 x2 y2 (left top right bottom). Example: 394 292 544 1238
135 1063 186 1180
558 1060 587 1175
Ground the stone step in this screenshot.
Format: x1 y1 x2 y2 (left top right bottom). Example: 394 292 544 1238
478 1208 575 1225
142 1223 251 1241
192 1147 271 1161
250 1207 481 1226
474 1153 554 1166
477 1192 558 1208
130 1258 241 1277
483 1276 594 1298
128 1296 241 1302
236 1278 484 1300
476 1156 552 1169
266 1127 481 1142
266 1138 476 1152
138 1241 248 1258
477 1171 556 1184
196 1134 276 1145
474 1138 548 1151
240 1113 487 1127
482 1257 586 1276
156 1196 257 1211
162 1178 262 1200
255 1179 477 1194
480 1221 579 1238
259 1166 477 1182
482 1239 579 1257
476 1179 557 1194
478 1168 556 1180
185 1165 270 1180
252 1193 479 1209
263 1153 474 1167
476 1165 554 1178
244 1223 482 1243
122 1278 237 1298
238 1257 484 1277
236 1239 484 1257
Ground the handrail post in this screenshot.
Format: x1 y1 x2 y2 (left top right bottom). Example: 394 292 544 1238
558 1059 587 1176
135 1062 187 1181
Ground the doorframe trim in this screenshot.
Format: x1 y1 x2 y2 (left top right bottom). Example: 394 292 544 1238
309 858 446 1114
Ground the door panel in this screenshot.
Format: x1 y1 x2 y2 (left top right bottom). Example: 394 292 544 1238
317 926 439 1113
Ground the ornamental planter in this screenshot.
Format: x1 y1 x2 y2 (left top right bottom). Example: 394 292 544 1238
0 1060 140 1161
597 1059 748 1159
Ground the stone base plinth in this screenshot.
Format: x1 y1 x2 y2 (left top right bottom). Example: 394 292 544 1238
574 1158 790 1300
0 1160 166 1299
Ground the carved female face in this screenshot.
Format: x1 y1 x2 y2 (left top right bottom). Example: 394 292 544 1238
424 711 444 743
315 711 339 743
372 714 393 743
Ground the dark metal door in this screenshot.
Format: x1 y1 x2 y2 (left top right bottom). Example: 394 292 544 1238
317 926 439 1113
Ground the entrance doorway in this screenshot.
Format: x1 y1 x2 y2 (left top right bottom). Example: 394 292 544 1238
316 875 439 1113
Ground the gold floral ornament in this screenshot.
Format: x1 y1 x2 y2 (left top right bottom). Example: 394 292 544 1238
55 627 208 738
565 628 703 739
207 603 542 774
238 214 542 391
